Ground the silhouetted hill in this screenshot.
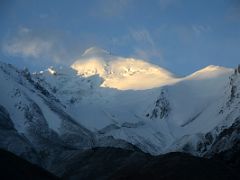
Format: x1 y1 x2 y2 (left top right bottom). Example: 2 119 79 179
0 149 58 180
61 147 240 180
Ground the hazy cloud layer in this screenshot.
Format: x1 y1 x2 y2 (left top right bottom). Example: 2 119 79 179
2 27 73 66
3 28 53 58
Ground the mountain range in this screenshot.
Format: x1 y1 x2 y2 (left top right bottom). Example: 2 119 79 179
0 47 240 179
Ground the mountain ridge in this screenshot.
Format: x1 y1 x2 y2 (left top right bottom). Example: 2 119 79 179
0 53 240 179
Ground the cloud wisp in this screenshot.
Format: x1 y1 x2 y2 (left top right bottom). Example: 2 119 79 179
130 29 164 62
90 0 134 18
226 0 240 21
158 0 179 10
111 28 164 62
2 27 69 64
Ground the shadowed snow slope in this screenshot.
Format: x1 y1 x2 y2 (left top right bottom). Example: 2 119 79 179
71 47 176 90
33 47 234 155
0 48 237 157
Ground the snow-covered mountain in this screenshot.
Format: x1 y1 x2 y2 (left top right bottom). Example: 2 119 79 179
0 60 135 170
33 48 235 155
71 47 176 90
1 47 240 176
0 62 96 167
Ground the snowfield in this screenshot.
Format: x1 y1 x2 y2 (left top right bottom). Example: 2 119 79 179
34 47 234 155
0 47 239 159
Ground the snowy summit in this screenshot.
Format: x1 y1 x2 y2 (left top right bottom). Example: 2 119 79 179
71 47 177 90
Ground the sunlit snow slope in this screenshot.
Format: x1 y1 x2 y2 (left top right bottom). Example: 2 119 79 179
71 47 177 90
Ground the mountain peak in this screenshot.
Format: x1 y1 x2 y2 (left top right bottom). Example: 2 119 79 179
187 65 232 79
198 65 227 72
82 47 110 57
71 49 176 90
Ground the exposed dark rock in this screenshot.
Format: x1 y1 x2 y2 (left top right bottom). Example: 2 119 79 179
148 90 170 120
0 149 58 180
0 105 14 129
60 147 240 180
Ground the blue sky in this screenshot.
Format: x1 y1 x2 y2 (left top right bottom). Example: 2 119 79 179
0 0 240 75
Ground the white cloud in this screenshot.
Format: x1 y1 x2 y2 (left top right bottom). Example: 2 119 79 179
2 27 67 63
19 27 31 34
192 25 211 37
226 0 240 21
158 0 179 10
90 0 133 18
110 28 164 61
129 29 164 61
3 37 53 58
39 13 49 19
133 48 163 61
130 29 155 47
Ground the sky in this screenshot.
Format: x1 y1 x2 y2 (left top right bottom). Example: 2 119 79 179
0 0 240 76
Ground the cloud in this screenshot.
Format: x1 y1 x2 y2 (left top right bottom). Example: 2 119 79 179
90 0 133 18
129 29 164 61
133 48 163 61
2 27 68 63
130 29 155 47
158 24 212 44
158 0 179 10
39 13 49 19
226 0 240 21
110 28 164 61
3 36 53 58
192 25 211 37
